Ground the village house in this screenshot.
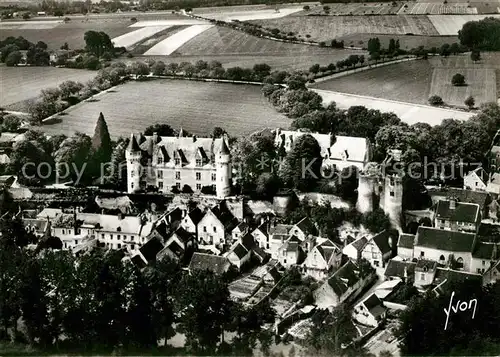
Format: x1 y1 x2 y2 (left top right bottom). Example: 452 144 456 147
487 173 500 195
428 187 491 220
163 226 197 261
352 293 387 327
433 198 481 233
226 233 255 270
301 237 343 280
384 260 416 282
231 221 249 243
413 226 477 272
343 236 368 261
397 233 415 260
277 236 303 269
275 129 371 171
470 241 498 275
464 167 489 191
360 230 395 268
489 144 500 171
414 259 438 289
188 252 232 275
314 260 375 309
126 130 232 198
197 202 239 248
179 207 203 235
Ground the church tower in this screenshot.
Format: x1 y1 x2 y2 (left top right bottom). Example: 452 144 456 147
125 133 142 193
215 137 231 199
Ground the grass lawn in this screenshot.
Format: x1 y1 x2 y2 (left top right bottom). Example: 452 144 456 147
0 66 97 110
311 60 433 105
39 79 290 138
250 15 439 43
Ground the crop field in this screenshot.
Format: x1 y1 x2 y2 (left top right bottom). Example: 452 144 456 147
428 14 500 35
312 60 433 105
338 33 459 51
416 0 500 13
428 52 500 69
296 2 403 15
0 66 97 110
144 25 215 55
311 88 474 126
251 16 439 42
429 68 497 106
112 25 171 49
39 80 291 138
194 6 304 21
129 26 188 54
398 3 478 14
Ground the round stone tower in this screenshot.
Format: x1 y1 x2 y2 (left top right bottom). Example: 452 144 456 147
125 133 142 193
216 137 231 199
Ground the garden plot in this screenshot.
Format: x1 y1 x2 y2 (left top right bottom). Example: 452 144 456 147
428 14 500 35
398 3 478 14
144 24 214 55
111 26 170 49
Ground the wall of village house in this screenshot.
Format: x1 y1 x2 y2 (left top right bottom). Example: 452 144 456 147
180 216 197 234
197 214 225 246
289 226 305 241
303 248 329 272
252 230 268 250
397 246 414 261
434 219 477 232
413 247 473 272
278 249 299 269
353 303 381 327
97 231 144 250
314 282 341 309
270 237 285 259
154 166 217 193
361 242 385 268
414 270 435 287
228 251 251 269
342 245 360 261
470 257 495 275
464 174 487 191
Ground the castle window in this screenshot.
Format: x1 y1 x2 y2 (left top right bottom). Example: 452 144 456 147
196 159 202 167
158 170 163 179
175 171 180 180
117 235 121 240
390 191 394 197
196 183 201 190
196 172 201 181
131 170 135 177
211 173 216 181
456 257 464 269
131 182 134 189
203 226 207 232
117 244 121 249
159 182 163 189
131 244 135 250
176 182 180 189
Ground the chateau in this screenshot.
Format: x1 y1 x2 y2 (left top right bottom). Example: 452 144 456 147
125 130 232 198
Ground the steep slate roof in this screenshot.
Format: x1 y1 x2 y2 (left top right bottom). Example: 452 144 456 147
327 260 361 297
371 230 393 255
139 236 164 263
351 236 368 252
211 204 239 232
384 260 416 279
316 239 340 264
172 227 194 243
294 217 317 236
472 242 497 260
416 226 476 253
127 133 141 152
240 233 255 250
231 243 249 260
362 293 386 318
415 259 437 271
398 234 415 249
186 207 203 225
429 188 490 208
435 200 479 223
188 252 231 275
433 268 483 293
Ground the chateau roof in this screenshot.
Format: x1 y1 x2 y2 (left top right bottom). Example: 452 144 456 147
127 133 141 152
415 226 476 253
219 138 230 155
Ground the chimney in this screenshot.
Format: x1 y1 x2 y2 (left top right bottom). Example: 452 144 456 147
450 197 457 210
153 132 158 143
192 135 197 142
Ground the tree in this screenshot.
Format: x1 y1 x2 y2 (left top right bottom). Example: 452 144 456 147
1 114 22 132
5 51 22 66
428 95 444 106
59 80 84 101
303 5 310 10
451 73 466 86
255 172 281 199
90 112 112 178
367 37 381 55
440 43 451 57
279 134 322 191
464 95 475 109
362 208 391 233
9 139 53 185
212 127 226 138
144 123 175 136
60 42 69 50
286 74 306 90
83 55 99 70
84 30 113 58
54 132 92 183
165 62 179 75
151 60 165 75
128 61 149 78
309 64 320 74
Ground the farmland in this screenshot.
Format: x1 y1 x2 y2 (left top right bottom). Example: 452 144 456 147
338 33 459 51
250 15 440 43
297 2 403 15
398 3 478 14
0 66 97 110
428 14 500 35
172 26 353 56
311 60 433 105
39 80 291 138
144 25 215 55
311 53 500 109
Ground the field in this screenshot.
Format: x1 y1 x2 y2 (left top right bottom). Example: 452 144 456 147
128 26 188 55
144 25 214 55
338 33 459 51
429 68 497 106
428 14 500 35
192 6 304 21
311 52 500 109
250 15 440 42
39 80 291 138
312 60 433 105
416 0 500 14
311 88 474 126
296 2 403 15
172 26 354 56
398 3 478 14
0 66 97 110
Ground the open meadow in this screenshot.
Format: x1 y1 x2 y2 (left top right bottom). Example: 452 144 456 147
39 80 291 138
311 53 500 108
250 15 439 42
0 66 97 110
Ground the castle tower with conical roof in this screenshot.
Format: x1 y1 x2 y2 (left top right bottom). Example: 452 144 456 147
215 136 231 198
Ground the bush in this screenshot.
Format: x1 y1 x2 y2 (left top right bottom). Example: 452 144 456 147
464 96 475 109
451 73 466 86
201 185 215 195
182 184 193 194
428 95 444 106
171 185 180 194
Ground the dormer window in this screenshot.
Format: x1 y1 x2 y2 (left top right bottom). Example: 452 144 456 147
175 158 180 165
196 158 202 167
158 157 163 165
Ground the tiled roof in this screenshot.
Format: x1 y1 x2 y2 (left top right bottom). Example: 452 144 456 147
415 259 437 271
398 234 415 249
361 293 385 318
416 226 476 252
172 227 194 244
139 236 164 263
316 239 339 264
371 230 393 255
269 224 292 235
429 188 490 207
327 260 361 297
294 217 317 236
351 236 368 252
384 260 416 279
234 221 249 233
435 200 479 223
240 233 255 251
77 213 153 237
188 252 231 275
472 242 497 260
231 243 249 260
433 268 482 292
186 207 203 225
37 208 63 220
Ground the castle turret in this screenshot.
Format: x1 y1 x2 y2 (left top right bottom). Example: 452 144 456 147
383 174 403 231
125 133 142 193
215 137 231 199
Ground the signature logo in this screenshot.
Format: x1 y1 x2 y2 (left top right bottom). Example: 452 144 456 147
443 291 477 331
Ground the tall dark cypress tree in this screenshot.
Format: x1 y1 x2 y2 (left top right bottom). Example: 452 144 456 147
91 112 112 179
